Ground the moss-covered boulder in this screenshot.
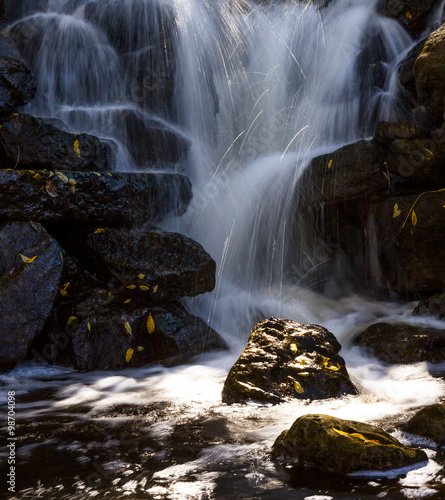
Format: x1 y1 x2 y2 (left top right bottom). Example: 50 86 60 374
222 317 357 405
405 403 445 446
272 414 428 475
414 23 445 124
353 322 445 364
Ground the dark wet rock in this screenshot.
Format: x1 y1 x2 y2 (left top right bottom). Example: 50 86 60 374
405 403 445 446
272 414 428 475
0 32 36 115
65 107 190 167
366 191 445 294
414 23 445 124
374 121 429 142
0 221 63 373
413 292 445 319
36 292 226 371
222 317 357 405
353 322 445 364
80 227 216 303
0 169 192 224
378 1 440 37
398 37 428 96
0 113 115 171
301 140 387 206
5 0 48 24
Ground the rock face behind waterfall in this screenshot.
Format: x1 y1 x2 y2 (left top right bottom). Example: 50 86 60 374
272 414 427 475
222 317 357 405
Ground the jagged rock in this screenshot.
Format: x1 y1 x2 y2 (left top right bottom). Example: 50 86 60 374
0 32 36 115
272 414 428 475
366 191 445 294
414 23 445 124
0 221 63 373
79 227 216 302
301 140 387 206
378 0 440 37
353 322 445 364
413 292 445 319
0 113 115 171
32 293 226 370
0 169 192 224
222 317 357 405
405 403 445 446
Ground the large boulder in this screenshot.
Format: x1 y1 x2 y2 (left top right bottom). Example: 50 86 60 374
0 32 36 115
222 317 357 405
353 322 445 364
414 23 445 124
413 292 445 319
405 403 445 446
0 113 115 171
0 169 192 224
79 227 216 302
272 414 428 475
32 292 226 370
366 191 445 294
0 221 63 373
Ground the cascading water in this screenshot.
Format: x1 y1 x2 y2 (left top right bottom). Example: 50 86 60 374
2 1 445 498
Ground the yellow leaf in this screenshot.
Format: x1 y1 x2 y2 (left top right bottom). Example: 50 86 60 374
153 285 159 293
74 140 80 157
138 274 145 279
406 11 412 19
393 203 401 218
124 321 132 335
146 314 155 334
139 285 149 291
299 358 306 366
60 282 70 296
294 381 304 394
67 316 77 325
137 346 144 352
69 178 76 193
33 173 43 180
412 210 418 226
126 348 134 363
297 372 310 377
363 228 367 237
94 228 106 234
20 254 37 264
332 427 381 445
327 363 341 372
323 357 330 367
55 171 69 183
290 343 298 354
425 148 434 157
87 323 91 331
328 159 333 168
126 285 136 290
45 180 58 198
124 299 132 304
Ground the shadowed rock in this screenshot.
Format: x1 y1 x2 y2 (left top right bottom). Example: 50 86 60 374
405 403 445 446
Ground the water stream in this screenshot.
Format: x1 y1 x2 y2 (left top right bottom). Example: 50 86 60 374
1 0 445 498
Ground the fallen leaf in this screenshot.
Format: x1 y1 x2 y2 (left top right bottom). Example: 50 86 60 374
55 171 69 183
138 274 145 279
67 316 77 325
327 363 341 372
153 285 159 293
393 203 401 218
126 285 136 290
69 178 76 193
19 254 37 264
126 348 134 363
60 282 70 296
332 427 381 445
45 180 58 197
412 210 418 226
124 299 132 304
74 140 80 157
94 228 106 234
328 159 333 168
297 372 310 377
124 321 132 335
139 285 149 291
137 346 144 352
294 381 304 394
290 343 298 354
87 323 91 331
146 314 155 334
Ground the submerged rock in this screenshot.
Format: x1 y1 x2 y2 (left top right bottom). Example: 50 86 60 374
272 414 427 475
0 113 115 171
81 227 216 302
0 33 36 116
353 322 445 364
0 170 191 224
413 292 445 319
222 317 357 405
405 403 445 446
35 293 226 371
0 222 63 373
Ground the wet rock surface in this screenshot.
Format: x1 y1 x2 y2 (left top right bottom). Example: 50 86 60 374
353 322 445 364
405 402 445 446
272 414 428 475
0 169 192 224
222 317 357 405
413 292 445 319
80 226 216 302
378 0 440 37
0 222 63 373
0 113 115 171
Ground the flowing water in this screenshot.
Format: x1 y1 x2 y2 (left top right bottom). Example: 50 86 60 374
2 0 445 498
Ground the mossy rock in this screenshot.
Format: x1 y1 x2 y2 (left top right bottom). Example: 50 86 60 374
222 317 357 405
405 403 445 446
272 414 428 475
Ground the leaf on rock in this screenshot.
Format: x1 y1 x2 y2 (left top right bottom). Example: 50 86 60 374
74 140 81 158
124 321 132 335
153 285 159 293
45 180 58 198
20 254 37 264
139 285 149 291
412 210 418 226
146 314 155 334
69 178 76 193
55 171 69 183
94 228 106 234
138 274 145 279
67 316 77 325
393 203 401 218
87 323 91 332
328 159 333 168
137 346 144 352
327 363 341 372
126 348 134 363
126 285 136 290
294 381 304 394
332 427 381 445
290 343 298 354
124 299 132 304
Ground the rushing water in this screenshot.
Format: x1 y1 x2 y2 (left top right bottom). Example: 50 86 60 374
2 0 445 498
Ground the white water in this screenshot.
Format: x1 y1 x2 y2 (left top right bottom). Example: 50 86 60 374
4 0 445 497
